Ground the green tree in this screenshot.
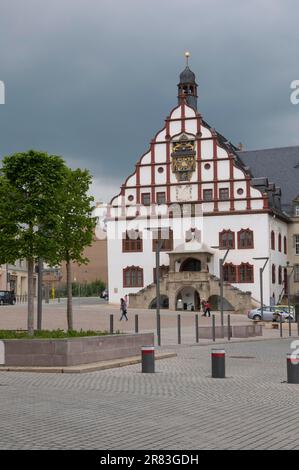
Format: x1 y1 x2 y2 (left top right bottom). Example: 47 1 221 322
56 168 96 330
0 150 67 334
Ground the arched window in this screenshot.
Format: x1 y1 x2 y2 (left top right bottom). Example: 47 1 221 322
272 264 276 284
238 263 254 283
123 266 143 288
219 230 235 249
180 258 201 272
238 229 254 249
278 234 282 252
284 236 287 255
223 263 237 283
122 230 143 252
278 266 282 285
271 231 275 250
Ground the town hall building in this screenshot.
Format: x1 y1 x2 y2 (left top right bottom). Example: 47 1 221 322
106 56 297 313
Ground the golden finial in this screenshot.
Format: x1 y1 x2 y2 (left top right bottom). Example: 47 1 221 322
185 51 190 66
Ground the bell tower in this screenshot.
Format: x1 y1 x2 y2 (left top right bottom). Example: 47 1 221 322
177 52 198 110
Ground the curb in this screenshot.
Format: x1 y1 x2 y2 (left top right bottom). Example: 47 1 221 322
0 351 177 374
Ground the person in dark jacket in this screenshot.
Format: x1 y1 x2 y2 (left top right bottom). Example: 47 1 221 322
119 298 128 321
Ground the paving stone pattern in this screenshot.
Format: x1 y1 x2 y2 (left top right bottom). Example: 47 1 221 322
0 338 299 450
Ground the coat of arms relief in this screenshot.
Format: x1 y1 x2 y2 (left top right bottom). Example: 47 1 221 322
171 134 196 182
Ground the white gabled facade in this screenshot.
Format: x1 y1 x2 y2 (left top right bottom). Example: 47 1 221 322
106 63 289 310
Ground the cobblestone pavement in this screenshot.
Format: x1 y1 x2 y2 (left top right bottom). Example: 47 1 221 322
0 338 299 450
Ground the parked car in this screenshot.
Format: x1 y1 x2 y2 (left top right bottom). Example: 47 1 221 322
273 305 295 315
0 290 16 305
248 306 294 322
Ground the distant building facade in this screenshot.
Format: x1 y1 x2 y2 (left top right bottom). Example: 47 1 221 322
60 236 108 286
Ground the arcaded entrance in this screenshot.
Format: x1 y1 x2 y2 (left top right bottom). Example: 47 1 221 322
176 286 201 311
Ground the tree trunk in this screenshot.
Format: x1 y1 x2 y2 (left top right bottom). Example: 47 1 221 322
66 259 74 331
27 258 35 335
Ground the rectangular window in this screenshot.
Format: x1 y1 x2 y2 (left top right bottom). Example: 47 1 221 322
122 231 143 252
152 228 173 252
156 192 166 205
295 235 299 255
294 205 299 216
294 265 299 282
219 188 229 200
141 193 151 206
203 189 213 201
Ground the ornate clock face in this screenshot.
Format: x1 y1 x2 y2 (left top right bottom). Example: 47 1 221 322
171 134 196 182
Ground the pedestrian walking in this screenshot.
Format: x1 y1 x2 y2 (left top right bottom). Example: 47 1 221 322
201 299 206 316
204 301 211 317
119 297 128 321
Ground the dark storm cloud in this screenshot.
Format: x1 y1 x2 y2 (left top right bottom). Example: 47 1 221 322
0 0 298 201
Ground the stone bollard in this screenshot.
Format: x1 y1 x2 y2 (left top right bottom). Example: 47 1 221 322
211 349 225 378
141 346 155 373
287 353 299 384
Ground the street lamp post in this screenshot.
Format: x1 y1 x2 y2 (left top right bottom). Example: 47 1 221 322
211 246 230 334
145 227 164 346
284 262 294 314
253 257 269 321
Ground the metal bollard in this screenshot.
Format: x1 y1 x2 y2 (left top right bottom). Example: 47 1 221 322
141 346 155 373
177 314 181 345
157 313 161 347
227 314 231 341
212 315 216 342
287 353 299 384
280 315 283 338
211 349 225 378
135 314 139 333
195 314 199 343
109 314 114 334
288 314 292 337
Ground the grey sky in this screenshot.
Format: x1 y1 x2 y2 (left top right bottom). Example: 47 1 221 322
0 0 298 202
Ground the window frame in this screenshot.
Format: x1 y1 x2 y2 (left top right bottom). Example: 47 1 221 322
219 229 235 250
122 230 143 253
294 265 299 283
152 228 173 252
156 192 166 205
272 264 276 284
271 231 275 250
141 192 151 206
219 187 229 201
278 234 282 252
203 189 213 202
123 266 144 288
237 229 254 249
223 263 237 283
238 263 254 283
